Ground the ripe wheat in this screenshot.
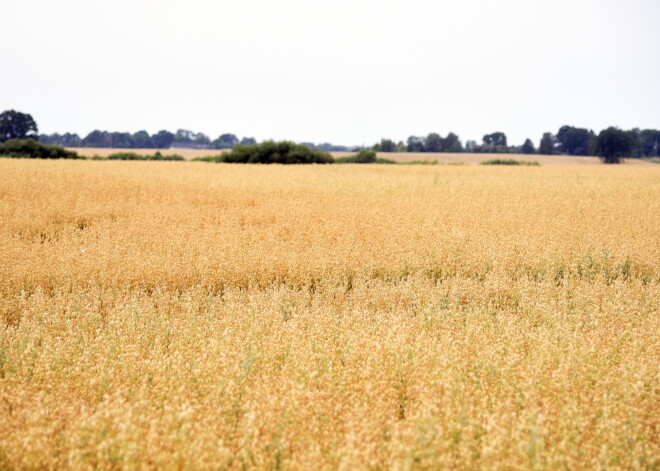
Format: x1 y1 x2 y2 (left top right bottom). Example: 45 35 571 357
0 160 658 469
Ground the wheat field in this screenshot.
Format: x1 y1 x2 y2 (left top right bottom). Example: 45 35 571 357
0 160 658 470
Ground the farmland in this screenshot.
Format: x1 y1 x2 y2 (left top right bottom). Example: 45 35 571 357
66 147 658 165
0 160 658 469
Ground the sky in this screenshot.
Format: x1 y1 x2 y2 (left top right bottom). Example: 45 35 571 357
1 0 658 147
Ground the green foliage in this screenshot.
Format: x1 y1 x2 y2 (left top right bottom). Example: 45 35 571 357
0 110 38 142
594 127 634 164
212 133 239 149
0 139 80 159
480 158 540 166
400 159 440 165
556 125 594 156
521 139 536 154
372 139 397 152
538 133 556 155
106 151 184 161
334 149 377 163
199 141 333 164
482 132 507 147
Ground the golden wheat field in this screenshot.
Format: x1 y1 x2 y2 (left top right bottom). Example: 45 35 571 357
0 159 658 470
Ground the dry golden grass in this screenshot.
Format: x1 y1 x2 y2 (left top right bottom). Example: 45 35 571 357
0 160 658 470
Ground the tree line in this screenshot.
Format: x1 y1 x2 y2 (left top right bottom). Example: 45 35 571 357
2 109 658 164
38 128 257 150
371 127 660 163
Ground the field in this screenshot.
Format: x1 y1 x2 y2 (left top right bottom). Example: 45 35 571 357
0 160 658 469
67 147 658 166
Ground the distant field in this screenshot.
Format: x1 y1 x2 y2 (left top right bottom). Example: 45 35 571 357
68 147 657 165
1 160 658 469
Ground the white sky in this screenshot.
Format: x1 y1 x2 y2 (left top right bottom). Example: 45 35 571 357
1 0 658 147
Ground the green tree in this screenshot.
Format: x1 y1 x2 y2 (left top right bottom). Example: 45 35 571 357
406 136 425 152
373 139 396 152
152 130 175 149
639 129 660 157
521 139 536 154
132 130 153 148
442 132 463 152
240 137 257 146
82 130 111 147
483 132 507 147
425 133 443 152
594 127 633 164
213 141 332 164
556 125 594 155
538 133 556 155
0 110 38 142
213 133 239 149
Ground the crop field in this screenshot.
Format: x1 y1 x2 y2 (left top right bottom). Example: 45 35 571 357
66 147 659 165
0 160 658 469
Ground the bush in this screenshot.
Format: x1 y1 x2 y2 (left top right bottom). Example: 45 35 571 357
400 159 440 165
0 139 80 159
198 141 333 164
480 159 540 166
335 149 377 163
106 151 184 161
334 149 398 164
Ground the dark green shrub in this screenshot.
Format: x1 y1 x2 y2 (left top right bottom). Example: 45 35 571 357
400 159 440 165
335 149 377 163
0 139 80 159
201 141 333 164
148 151 184 161
107 152 144 160
335 149 396 164
480 159 540 166
106 151 184 161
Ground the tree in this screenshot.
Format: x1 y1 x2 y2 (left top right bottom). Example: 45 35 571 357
240 137 257 146
594 127 633 164
82 130 111 147
216 141 333 164
640 129 660 157
132 130 153 148
482 132 507 147
442 132 463 152
373 139 396 152
406 136 425 152
556 125 594 156
425 133 443 152
0 139 80 159
152 130 175 149
538 133 556 155
213 133 239 149
521 139 536 154
626 129 642 158
174 129 195 143
0 110 38 143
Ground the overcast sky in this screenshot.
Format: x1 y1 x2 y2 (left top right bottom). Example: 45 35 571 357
1 0 658 147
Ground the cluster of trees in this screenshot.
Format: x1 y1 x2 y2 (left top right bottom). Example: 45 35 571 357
0 139 81 159
372 132 466 153
38 129 257 150
197 141 334 164
540 126 660 163
371 126 660 163
3 110 659 164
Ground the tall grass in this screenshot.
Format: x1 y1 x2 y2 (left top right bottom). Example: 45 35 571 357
0 160 658 469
